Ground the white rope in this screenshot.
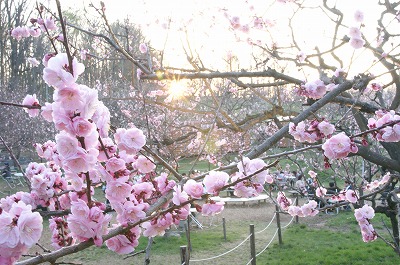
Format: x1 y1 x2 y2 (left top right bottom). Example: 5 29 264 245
255 228 279 258
245 257 254 265
190 234 252 262
190 210 293 263
281 215 295 229
255 213 276 234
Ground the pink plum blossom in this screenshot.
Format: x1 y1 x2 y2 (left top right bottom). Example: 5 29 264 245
92 102 111 138
277 192 292 211
105 157 126 173
317 121 335 137
43 53 85 88
27 57 40 67
354 10 364 23
202 201 225 216
183 179 204 199
139 43 148 53
349 37 365 49
116 201 147 224
232 179 260 198
114 127 146 154
345 189 358 203
106 234 135 254
297 51 306 63
297 79 326 100
22 94 40 117
237 157 268 184
172 185 189 205
17 211 43 247
316 187 327 197
354 205 377 242
0 212 20 248
203 171 229 195
132 182 155 199
367 110 400 142
55 132 79 159
349 27 362 38
67 202 111 246
322 132 358 160
64 148 99 173
106 226 140 254
41 102 53 122
135 155 156 174
106 180 132 203
54 85 84 111
10 26 30 41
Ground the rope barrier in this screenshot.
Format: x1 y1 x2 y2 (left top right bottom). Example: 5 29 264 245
245 257 254 265
189 204 295 263
255 213 276 234
254 228 279 258
190 234 252 262
252 216 295 259
281 215 295 229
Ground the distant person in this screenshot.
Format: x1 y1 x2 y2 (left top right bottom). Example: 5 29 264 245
326 182 339 195
1 162 11 179
289 171 297 187
295 174 307 195
344 180 353 191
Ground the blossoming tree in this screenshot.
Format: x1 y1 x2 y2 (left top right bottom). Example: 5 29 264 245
1 0 400 264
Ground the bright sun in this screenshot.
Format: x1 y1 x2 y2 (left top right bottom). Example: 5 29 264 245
168 81 187 99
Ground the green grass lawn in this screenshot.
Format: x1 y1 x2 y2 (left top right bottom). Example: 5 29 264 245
175 157 216 174
60 211 400 265
257 212 399 265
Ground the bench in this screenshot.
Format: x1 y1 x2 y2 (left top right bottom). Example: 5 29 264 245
211 194 269 205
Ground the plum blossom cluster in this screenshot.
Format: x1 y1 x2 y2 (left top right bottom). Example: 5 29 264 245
232 157 274 198
67 199 112 246
322 132 358 160
348 10 365 49
289 119 335 143
364 172 391 191
22 94 40 117
25 161 67 208
295 79 327 100
49 216 73 249
0 201 43 264
367 110 400 142
276 191 292 211
10 17 57 41
287 200 319 217
354 205 377 242
106 226 140 254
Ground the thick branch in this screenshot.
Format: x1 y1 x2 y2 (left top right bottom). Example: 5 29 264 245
245 78 370 159
356 146 400 172
141 69 303 83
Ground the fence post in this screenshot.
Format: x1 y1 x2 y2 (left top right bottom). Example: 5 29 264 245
186 218 192 251
223 217 227 241
180 245 189 265
295 193 299 224
250 224 256 265
275 205 283 245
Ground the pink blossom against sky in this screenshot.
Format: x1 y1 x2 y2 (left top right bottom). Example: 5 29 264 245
54 0 385 77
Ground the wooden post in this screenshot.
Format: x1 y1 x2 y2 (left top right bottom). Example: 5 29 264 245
186 218 192 251
223 217 227 241
275 205 283 245
295 193 299 224
250 224 256 265
180 245 189 265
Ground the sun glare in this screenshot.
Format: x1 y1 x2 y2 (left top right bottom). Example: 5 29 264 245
168 81 187 99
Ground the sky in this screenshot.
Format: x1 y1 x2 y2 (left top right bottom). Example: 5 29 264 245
51 0 392 79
